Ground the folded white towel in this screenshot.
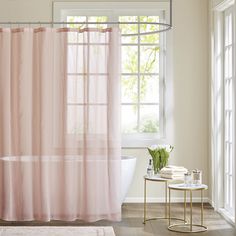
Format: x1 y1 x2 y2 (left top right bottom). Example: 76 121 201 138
160 169 187 174
161 173 185 179
160 166 188 174
163 165 187 170
161 173 185 177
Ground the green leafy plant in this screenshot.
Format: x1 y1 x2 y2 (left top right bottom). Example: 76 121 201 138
147 145 174 174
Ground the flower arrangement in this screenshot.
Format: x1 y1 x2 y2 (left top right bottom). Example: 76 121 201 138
147 144 174 174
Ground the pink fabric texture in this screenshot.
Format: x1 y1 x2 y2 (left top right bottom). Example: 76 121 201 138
0 27 121 222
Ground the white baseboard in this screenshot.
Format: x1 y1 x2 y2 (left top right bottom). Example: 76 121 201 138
208 198 215 208
218 208 235 225
123 197 210 203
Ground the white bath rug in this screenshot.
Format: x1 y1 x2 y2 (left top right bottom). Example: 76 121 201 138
0 226 115 236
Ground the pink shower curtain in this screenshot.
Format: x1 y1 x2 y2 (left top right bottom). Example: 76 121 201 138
0 27 121 222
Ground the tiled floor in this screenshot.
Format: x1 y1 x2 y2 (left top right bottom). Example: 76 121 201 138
0 203 235 236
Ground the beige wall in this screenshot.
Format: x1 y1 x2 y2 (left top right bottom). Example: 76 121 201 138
0 0 210 202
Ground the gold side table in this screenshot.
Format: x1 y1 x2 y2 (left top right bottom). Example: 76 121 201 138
143 175 185 224
168 183 208 233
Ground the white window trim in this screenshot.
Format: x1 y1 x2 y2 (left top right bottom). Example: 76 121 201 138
53 1 173 148
210 0 236 224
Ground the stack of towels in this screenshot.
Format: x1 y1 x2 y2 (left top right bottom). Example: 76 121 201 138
160 165 188 179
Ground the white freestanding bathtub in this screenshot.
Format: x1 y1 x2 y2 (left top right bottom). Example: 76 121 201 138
121 156 137 203
0 155 136 204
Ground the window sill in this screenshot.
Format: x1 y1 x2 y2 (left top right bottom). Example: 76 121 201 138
122 134 166 148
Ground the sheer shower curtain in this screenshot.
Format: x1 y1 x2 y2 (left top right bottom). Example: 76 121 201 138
0 27 121 222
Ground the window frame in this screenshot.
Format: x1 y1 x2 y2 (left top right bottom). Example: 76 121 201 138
223 5 235 217
53 1 171 148
211 0 236 223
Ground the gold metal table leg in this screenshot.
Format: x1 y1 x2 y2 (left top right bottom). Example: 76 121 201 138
165 181 167 218
201 189 203 226
143 180 186 225
168 188 207 233
168 188 171 226
184 190 186 222
143 179 146 224
190 190 192 231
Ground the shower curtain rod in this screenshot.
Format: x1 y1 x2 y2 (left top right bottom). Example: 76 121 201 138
0 0 172 36
0 21 172 36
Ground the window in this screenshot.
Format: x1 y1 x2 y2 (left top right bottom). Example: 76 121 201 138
223 6 235 218
54 2 170 147
211 0 235 223
120 16 161 135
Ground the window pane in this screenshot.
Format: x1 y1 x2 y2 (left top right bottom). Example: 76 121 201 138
140 32 160 44
228 46 232 78
140 76 159 103
122 76 138 103
69 45 107 74
225 143 229 171
225 14 229 46
88 105 107 134
140 16 160 44
229 112 232 142
66 14 162 136
67 76 108 104
140 105 159 133
67 16 87 43
88 16 108 29
67 105 84 134
89 76 107 104
67 32 78 44
122 105 138 133
225 80 228 110
140 16 159 24
225 47 229 78
225 112 229 141
229 144 233 174
122 46 138 73
81 31 108 44
67 16 86 29
228 14 232 45
67 76 84 104
119 16 138 43
140 46 159 73
68 44 108 73
229 79 232 110
68 45 85 73
67 105 108 135
89 45 108 73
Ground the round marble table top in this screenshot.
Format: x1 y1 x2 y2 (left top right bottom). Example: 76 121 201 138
168 183 208 191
